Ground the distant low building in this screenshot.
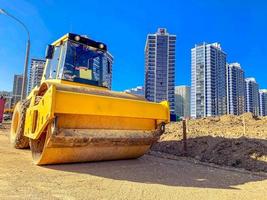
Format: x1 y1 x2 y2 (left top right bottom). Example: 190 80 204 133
125 86 144 97
175 86 191 118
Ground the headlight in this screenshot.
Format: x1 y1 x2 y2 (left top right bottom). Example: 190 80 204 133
74 35 80 41
99 44 104 49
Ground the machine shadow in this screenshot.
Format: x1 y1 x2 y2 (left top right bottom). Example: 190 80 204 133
45 137 267 189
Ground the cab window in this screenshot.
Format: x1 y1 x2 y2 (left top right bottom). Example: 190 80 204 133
45 45 61 79
62 41 104 86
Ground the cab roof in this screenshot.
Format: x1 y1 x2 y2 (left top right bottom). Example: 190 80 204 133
51 33 107 52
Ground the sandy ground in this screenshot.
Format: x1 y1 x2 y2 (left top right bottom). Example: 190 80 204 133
0 128 267 200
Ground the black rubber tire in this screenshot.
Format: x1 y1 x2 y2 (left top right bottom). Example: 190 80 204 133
10 100 30 149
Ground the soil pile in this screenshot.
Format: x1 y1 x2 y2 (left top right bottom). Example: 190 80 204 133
152 113 267 172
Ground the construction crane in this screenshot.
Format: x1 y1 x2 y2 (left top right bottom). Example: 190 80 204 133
10 33 170 165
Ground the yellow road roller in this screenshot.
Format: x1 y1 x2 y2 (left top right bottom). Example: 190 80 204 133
10 33 170 165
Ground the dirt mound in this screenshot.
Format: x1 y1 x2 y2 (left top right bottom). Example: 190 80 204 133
219 114 241 123
262 116 267 122
152 137 267 172
153 114 267 172
239 112 256 121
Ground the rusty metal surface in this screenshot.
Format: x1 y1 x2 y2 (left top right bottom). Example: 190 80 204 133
47 129 159 148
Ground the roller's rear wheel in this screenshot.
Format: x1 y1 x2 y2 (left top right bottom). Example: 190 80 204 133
10 100 30 149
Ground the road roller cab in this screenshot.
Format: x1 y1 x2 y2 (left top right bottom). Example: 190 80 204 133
42 33 110 89
10 33 170 165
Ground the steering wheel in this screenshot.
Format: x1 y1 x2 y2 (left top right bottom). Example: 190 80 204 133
65 63 75 68
74 66 88 70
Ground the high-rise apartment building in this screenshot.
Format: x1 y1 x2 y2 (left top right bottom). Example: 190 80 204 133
103 52 113 89
145 28 176 113
175 85 191 118
12 74 23 106
125 86 145 97
28 58 46 94
191 42 227 118
226 63 245 115
259 89 267 116
245 77 259 116
92 51 113 89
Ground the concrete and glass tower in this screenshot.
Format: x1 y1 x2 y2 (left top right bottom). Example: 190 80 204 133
103 52 113 89
191 42 227 118
145 28 176 113
245 77 259 116
259 89 267 116
28 58 46 94
92 51 113 89
175 85 190 118
12 74 23 106
226 63 245 115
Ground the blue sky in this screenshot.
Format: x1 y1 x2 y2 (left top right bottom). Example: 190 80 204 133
0 0 266 91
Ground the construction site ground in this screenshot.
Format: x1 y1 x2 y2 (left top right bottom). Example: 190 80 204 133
1 121 267 200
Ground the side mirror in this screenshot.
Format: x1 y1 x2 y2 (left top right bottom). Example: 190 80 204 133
45 45 54 59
